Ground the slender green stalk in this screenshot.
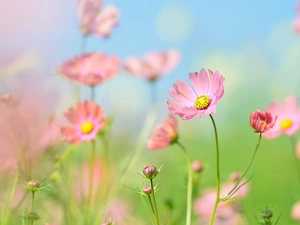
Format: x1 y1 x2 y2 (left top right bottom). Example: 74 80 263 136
111 82 157 191
289 136 300 186
176 142 193 225
148 195 155 214
221 133 262 201
29 191 35 212
29 191 35 225
208 115 221 225
150 179 160 225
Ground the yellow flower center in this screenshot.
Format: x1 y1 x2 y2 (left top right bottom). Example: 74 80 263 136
80 121 94 134
279 118 292 129
194 95 211 110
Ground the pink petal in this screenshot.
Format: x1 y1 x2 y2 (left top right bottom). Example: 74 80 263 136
173 80 197 101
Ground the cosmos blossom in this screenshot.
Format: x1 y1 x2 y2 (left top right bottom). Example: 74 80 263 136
146 114 178 150
77 0 119 38
249 109 277 133
61 101 105 144
263 96 300 138
123 49 180 81
59 52 120 86
292 201 300 220
167 68 224 120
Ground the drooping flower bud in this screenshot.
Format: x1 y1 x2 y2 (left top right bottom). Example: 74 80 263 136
143 165 158 179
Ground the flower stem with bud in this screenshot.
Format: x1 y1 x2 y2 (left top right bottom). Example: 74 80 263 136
150 178 160 225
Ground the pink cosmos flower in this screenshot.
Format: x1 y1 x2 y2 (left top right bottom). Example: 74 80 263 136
292 201 300 220
249 109 277 133
59 52 120 85
61 101 105 144
0 93 14 104
146 114 178 150
124 49 180 81
167 68 224 120
296 141 300 158
263 96 300 138
77 0 119 38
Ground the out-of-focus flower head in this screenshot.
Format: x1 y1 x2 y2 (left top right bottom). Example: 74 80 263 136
77 0 119 38
167 68 224 120
147 114 178 150
61 101 106 144
104 199 129 224
59 52 120 86
293 16 300 33
193 181 249 225
123 49 180 81
292 201 300 220
249 109 277 133
263 96 300 138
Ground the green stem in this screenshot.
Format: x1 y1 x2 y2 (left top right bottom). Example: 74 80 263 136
176 142 193 225
221 133 262 201
150 179 160 225
208 115 221 225
148 195 155 214
29 191 35 212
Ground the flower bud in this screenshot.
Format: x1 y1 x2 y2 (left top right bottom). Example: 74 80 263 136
27 212 41 221
229 172 240 182
191 160 203 172
261 209 272 219
142 184 152 195
143 165 158 179
27 180 40 191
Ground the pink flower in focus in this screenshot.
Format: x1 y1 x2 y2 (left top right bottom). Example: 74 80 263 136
249 109 277 133
167 68 224 120
124 49 180 81
292 201 300 220
263 96 300 138
77 0 119 38
59 52 120 85
61 101 105 144
146 114 178 150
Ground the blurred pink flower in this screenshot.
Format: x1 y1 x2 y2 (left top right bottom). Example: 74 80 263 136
0 88 62 175
72 159 104 203
0 93 14 104
167 68 224 120
293 16 300 33
77 0 119 38
292 201 300 220
249 109 277 133
124 49 180 81
104 199 129 224
194 181 249 225
146 114 178 150
61 101 105 144
59 52 120 85
263 96 300 138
